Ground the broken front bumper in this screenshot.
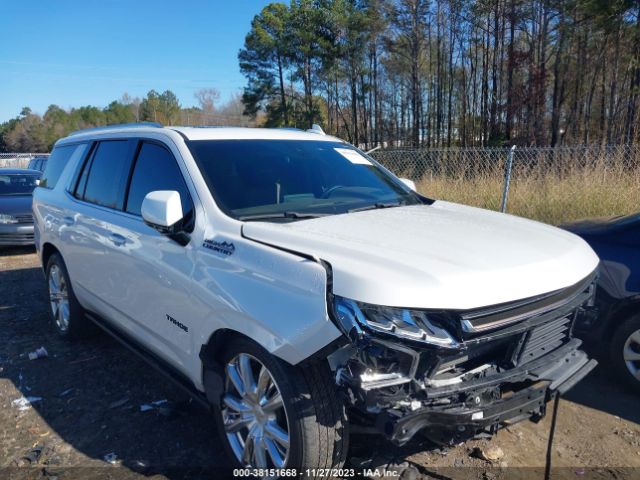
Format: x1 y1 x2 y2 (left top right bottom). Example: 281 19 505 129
329 273 599 446
378 342 596 445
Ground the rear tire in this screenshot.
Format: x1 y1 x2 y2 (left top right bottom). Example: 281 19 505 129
210 338 349 476
45 252 93 338
609 314 640 394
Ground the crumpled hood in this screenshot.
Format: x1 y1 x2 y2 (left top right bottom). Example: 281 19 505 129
242 201 600 310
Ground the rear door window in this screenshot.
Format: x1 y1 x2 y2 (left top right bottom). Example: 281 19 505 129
125 142 194 229
40 145 88 189
80 140 133 210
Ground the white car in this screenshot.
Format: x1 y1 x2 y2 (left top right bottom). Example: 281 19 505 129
33 123 599 473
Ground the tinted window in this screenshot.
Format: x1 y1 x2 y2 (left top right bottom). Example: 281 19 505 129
82 141 132 209
126 142 193 219
41 145 87 189
187 140 419 220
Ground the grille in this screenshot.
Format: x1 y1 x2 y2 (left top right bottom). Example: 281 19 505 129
14 214 33 224
0 232 34 244
515 315 573 366
460 273 595 333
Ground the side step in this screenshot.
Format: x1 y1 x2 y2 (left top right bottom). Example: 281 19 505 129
86 312 210 410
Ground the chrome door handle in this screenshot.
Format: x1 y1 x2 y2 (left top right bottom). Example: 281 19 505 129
62 216 74 226
109 233 126 246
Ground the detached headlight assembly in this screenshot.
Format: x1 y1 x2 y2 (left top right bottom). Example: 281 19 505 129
0 214 18 224
333 296 458 347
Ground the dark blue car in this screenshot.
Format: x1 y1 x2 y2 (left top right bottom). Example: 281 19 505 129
563 214 640 392
0 168 42 246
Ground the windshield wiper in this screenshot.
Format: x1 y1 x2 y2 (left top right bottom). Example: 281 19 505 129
238 211 331 222
348 202 401 213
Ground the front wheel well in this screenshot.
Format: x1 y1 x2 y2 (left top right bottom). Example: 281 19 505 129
200 329 253 367
200 329 271 387
199 329 276 407
607 300 640 338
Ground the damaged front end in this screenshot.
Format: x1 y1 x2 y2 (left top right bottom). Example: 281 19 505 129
326 272 598 446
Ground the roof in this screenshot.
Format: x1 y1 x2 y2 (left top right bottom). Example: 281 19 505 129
169 126 342 142
60 123 345 144
0 168 42 175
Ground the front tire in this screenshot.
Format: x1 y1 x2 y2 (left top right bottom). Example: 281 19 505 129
610 314 640 393
212 338 349 475
46 253 92 338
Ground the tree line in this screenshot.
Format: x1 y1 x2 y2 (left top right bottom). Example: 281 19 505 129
2 0 637 152
239 0 640 147
0 89 256 152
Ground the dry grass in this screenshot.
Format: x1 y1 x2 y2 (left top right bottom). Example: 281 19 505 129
416 162 640 225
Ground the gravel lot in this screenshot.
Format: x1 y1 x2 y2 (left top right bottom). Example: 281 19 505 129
0 247 639 479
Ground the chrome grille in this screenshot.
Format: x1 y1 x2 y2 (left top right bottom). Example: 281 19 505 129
461 272 595 333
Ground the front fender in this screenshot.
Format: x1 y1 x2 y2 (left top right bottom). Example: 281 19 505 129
190 235 342 388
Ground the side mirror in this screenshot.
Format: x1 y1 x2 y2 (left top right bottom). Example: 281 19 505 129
399 178 416 191
141 190 184 233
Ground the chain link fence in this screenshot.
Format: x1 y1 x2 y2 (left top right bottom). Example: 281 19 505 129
0 153 50 169
2 146 638 226
371 145 640 225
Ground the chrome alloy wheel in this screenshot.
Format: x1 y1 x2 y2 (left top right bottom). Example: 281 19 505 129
623 328 640 381
222 353 290 468
48 264 70 332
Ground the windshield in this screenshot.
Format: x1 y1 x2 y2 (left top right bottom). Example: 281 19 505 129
0 173 40 196
188 139 421 220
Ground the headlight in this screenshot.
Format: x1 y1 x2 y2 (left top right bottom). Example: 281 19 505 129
0 214 18 224
333 296 458 347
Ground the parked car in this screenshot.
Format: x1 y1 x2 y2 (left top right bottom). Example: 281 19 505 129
0 168 41 246
33 123 599 473
27 156 48 172
562 214 640 393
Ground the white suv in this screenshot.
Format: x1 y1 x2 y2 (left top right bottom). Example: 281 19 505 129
34 123 599 473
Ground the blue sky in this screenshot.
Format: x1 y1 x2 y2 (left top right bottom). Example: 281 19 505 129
0 0 274 122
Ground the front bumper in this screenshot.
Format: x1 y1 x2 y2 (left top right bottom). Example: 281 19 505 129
331 273 599 446
0 223 34 246
378 342 596 445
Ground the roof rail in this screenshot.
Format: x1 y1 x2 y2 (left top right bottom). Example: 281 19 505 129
68 122 163 136
170 125 248 129
307 124 326 135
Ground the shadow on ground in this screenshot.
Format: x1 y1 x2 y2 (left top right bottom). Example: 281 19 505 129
0 246 36 258
0 261 226 479
564 364 640 424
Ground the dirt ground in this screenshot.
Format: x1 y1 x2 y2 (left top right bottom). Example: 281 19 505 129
0 247 639 480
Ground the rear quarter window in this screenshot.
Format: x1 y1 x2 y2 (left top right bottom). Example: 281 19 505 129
41 144 88 189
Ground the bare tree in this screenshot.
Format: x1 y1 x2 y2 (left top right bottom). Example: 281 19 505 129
194 88 221 114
